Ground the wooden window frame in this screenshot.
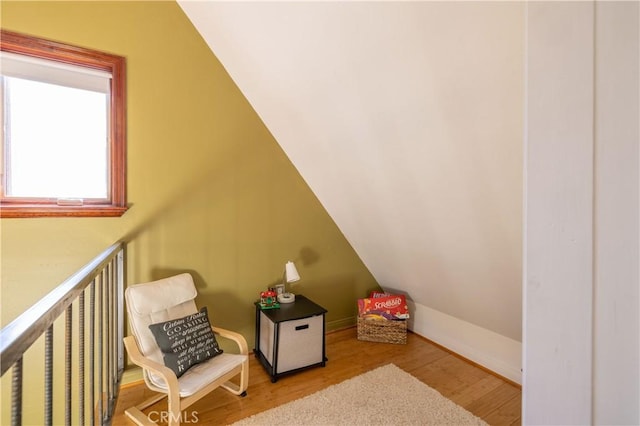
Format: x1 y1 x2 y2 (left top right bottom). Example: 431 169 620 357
0 30 127 218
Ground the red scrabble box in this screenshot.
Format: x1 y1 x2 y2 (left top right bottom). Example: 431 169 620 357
357 293 409 320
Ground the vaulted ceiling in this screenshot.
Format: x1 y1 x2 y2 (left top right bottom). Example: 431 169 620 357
177 1 524 341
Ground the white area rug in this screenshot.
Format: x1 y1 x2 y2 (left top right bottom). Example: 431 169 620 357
231 363 488 425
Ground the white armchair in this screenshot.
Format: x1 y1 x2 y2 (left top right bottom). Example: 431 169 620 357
123 273 249 426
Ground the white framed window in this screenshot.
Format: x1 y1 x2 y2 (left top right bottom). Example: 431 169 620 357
0 30 127 218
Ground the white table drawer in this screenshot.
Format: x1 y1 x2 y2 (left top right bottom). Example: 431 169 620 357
276 315 324 373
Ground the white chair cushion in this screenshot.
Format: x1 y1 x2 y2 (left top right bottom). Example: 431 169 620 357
126 273 197 316
148 353 248 397
125 273 199 364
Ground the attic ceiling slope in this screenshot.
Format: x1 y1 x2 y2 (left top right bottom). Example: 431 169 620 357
178 1 524 342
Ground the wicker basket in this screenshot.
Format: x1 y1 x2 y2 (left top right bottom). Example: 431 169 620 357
357 317 407 344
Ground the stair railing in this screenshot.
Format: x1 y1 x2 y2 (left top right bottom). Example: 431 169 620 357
0 241 125 425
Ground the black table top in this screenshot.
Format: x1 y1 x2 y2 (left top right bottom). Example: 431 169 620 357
256 295 327 323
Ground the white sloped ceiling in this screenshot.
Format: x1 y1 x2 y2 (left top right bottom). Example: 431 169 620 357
178 1 524 341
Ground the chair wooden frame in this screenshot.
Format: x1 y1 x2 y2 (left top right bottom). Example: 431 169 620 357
123 326 249 426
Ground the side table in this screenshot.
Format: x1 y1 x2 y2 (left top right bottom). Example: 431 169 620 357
254 295 327 382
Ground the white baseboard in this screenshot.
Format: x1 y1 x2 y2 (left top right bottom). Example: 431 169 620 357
408 302 522 385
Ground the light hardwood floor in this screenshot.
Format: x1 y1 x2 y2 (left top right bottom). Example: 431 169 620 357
112 327 521 425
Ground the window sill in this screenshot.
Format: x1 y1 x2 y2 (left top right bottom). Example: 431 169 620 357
0 204 129 218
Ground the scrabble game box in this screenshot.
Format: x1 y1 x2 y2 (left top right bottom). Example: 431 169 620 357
357 293 409 320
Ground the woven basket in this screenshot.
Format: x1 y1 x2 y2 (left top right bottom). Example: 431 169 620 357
357 317 407 344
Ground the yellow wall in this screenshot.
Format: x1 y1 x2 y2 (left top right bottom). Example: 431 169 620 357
0 1 378 422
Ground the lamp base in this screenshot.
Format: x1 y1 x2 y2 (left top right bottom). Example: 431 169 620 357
278 293 295 304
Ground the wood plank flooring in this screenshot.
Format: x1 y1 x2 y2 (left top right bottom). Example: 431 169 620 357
112 328 521 425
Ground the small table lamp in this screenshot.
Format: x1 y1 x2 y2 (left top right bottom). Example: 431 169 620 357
278 261 300 303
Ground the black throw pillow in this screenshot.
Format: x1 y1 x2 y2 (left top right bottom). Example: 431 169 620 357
148 307 223 378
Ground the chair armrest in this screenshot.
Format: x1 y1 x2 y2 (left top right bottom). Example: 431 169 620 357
211 326 249 355
123 335 179 390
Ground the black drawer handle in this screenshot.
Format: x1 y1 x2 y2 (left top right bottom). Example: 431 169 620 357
295 324 309 331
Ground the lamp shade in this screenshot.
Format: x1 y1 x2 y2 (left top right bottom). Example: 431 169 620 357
284 261 300 283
